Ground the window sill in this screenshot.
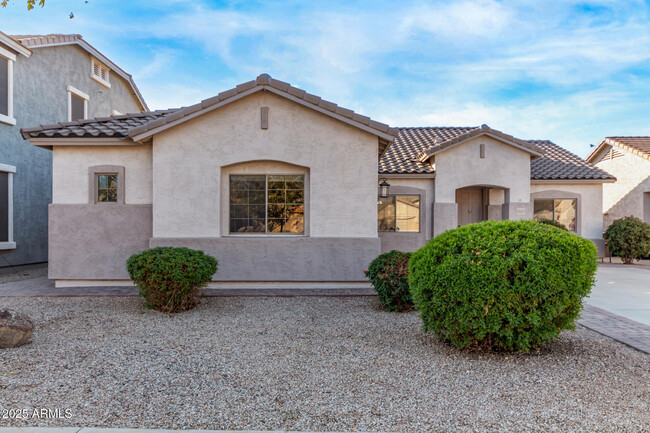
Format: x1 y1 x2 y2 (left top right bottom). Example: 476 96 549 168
0 242 16 250
0 114 16 126
226 234 307 238
91 74 111 89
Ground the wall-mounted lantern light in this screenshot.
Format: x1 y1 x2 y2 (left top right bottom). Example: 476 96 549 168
379 178 390 198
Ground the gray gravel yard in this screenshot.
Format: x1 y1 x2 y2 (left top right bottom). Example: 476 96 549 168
0 296 648 433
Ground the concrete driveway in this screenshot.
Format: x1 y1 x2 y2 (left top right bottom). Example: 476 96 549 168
587 264 650 326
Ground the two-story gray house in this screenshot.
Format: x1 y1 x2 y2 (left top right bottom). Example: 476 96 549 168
0 31 147 270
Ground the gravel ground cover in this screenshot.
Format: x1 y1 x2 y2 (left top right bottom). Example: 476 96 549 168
0 296 648 433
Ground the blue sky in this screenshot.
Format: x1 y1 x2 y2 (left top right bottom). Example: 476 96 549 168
2 0 650 156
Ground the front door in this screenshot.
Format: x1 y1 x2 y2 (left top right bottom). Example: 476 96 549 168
456 187 484 227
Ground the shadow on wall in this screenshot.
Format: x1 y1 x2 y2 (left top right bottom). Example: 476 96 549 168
604 174 650 228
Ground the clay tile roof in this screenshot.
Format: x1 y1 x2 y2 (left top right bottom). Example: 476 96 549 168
22 75 399 152
602 137 650 161
379 127 474 174
20 109 179 140
528 140 614 180
380 129 615 181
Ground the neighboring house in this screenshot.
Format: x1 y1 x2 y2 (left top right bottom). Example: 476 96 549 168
0 32 147 270
21 74 614 289
586 137 650 227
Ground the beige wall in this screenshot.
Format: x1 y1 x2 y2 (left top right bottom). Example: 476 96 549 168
152 91 379 238
52 144 152 204
434 136 532 203
530 183 604 239
595 150 650 226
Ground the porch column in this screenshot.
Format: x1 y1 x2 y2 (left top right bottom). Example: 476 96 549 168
433 202 458 236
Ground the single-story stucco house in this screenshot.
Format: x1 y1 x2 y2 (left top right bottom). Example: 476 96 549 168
21 74 614 289
586 137 650 227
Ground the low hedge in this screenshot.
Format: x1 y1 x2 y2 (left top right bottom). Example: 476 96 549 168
366 250 413 311
126 247 218 313
409 220 597 351
604 216 650 264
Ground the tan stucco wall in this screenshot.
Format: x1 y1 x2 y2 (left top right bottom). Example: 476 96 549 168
595 150 650 226
52 145 152 204
152 91 379 238
433 136 532 203
530 183 604 239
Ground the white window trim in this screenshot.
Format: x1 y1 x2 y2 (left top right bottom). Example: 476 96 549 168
0 163 16 250
67 85 89 121
0 47 15 126
91 58 111 89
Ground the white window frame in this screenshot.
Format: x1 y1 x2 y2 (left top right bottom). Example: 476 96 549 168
0 163 16 250
0 46 16 126
67 85 89 121
90 58 111 88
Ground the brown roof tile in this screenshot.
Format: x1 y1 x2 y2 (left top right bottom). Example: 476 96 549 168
380 128 614 181
529 140 614 180
603 137 650 161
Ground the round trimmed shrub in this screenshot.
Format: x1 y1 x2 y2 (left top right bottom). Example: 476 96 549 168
127 247 218 313
366 250 413 311
409 220 597 351
604 216 650 264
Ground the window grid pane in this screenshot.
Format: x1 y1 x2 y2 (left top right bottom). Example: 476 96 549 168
378 196 396 231
533 198 576 232
229 175 304 234
395 195 420 232
97 174 118 203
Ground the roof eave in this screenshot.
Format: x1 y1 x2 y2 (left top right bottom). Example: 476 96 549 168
24 136 138 149
530 178 616 184
419 130 545 163
0 32 31 57
16 36 148 111
129 82 397 144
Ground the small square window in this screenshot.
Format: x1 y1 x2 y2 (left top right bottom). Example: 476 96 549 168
97 174 118 203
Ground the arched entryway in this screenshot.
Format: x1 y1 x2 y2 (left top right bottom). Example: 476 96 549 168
455 185 510 227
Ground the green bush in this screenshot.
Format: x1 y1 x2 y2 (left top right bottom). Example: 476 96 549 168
126 247 218 313
366 250 413 311
409 220 597 351
604 216 650 264
536 218 568 231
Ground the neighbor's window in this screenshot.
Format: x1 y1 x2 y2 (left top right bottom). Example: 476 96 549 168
0 163 15 249
378 195 420 232
230 175 304 234
67 86 88 121
534 199 576 232
96 174 118 203
0 51 15 124
0 56 8 117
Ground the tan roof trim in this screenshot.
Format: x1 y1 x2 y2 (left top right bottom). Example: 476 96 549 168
11 34 147 110
30 137 138 149
531 178 616 185
0 31 31 57
129 74 398 143
586 138 650 163
417 124 545 163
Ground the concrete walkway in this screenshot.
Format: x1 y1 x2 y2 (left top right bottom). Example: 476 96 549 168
587 264 650 326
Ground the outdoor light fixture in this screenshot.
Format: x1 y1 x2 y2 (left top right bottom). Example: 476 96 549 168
378 178 390 198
